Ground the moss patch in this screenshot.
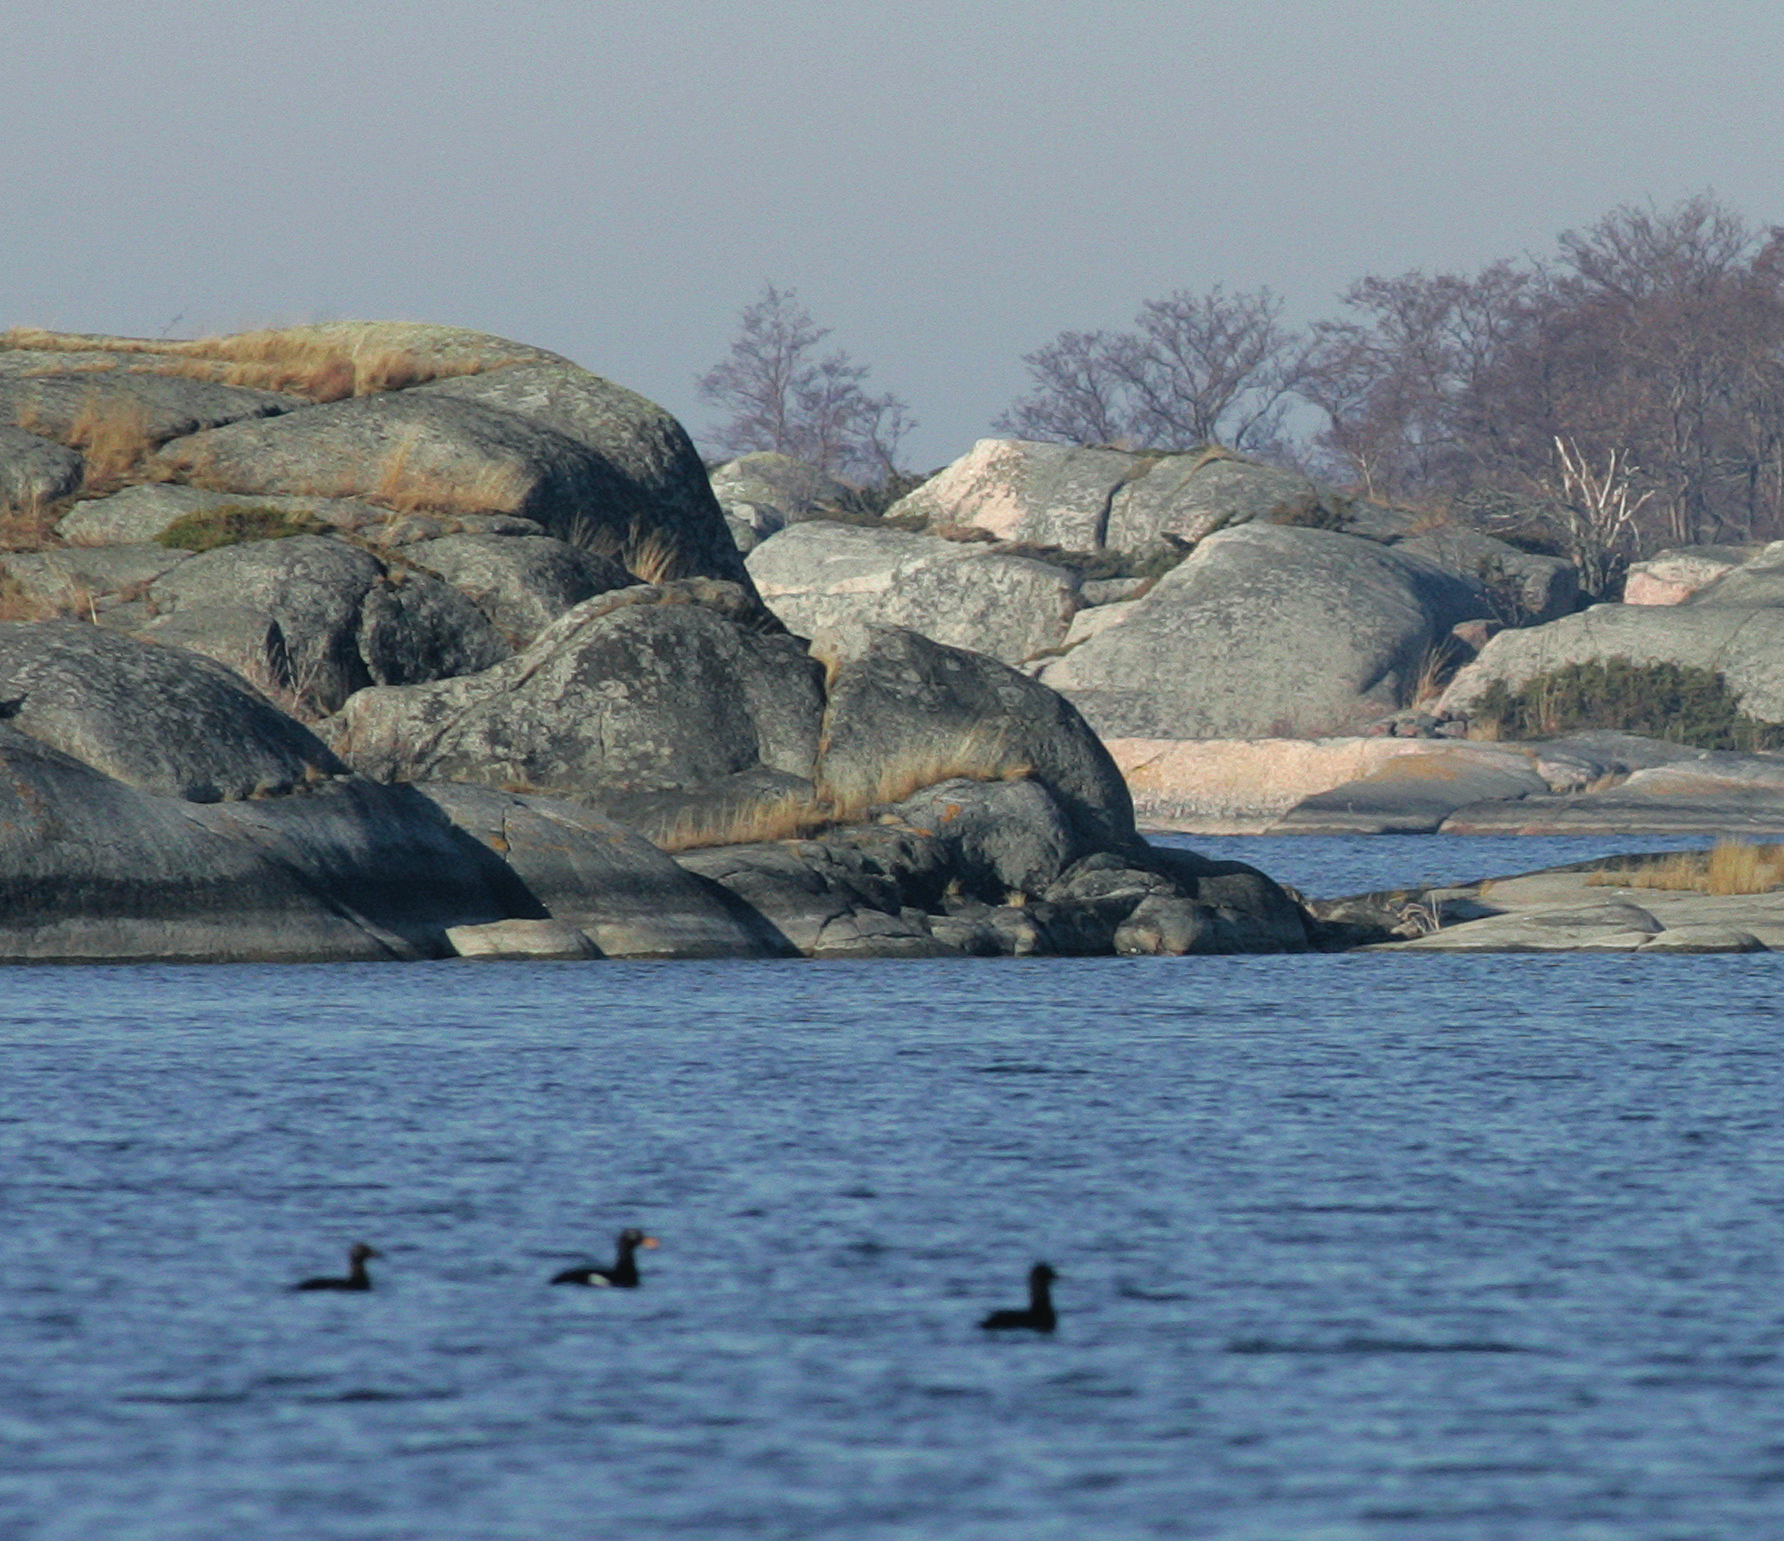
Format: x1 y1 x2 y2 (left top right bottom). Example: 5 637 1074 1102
155 504 329 552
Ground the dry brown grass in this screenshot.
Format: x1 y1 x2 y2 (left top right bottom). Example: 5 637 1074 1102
12 389 164 492
0 570 99 624
651 789 838 853
362 430 529 516
648 724 1033 853
68 394 160 485
0 570 41 621
2 325 508 402
814 722 1031 820
625 528 682 584
0 488 64 552
1409 637 1468 705
1587 840 1784 896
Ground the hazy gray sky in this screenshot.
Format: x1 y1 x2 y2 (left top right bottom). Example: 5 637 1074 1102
6 0 1779 469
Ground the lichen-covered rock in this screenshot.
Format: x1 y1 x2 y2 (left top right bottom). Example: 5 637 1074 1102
146 534 507 711
328 581 824 803
412 360 758 593
403 533 630 647
746 520 1078 666
57 485 389 546
1623 545 1758 606
1039 523 1491 739
0 370 301 444
0 426 83 507
812 621 1138 852
0 723 525 962
1438 603 1784 726
418 782 792 959
887 439 1139 548
0 545 186 619
0 620 343 801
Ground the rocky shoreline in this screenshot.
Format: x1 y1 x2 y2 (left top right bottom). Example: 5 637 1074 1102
8 323 1784 962
0 324 1316 963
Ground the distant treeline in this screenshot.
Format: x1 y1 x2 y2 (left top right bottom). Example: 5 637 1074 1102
703 195 1784 588
997 193 1784 587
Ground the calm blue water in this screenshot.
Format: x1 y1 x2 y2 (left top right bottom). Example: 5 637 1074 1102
6 834 1784 1540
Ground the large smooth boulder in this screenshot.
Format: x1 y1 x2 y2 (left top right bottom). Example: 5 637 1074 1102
0 619 343 800
888 439 1140 548
414 361 756 593
811 621 1137 851
0 629 532 962
1038 523 1491 739
746 520 1078 666
417 782 792 958
327 581 824 806
1105 454 1329 550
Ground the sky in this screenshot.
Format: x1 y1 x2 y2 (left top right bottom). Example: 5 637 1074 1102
5 0 1780 472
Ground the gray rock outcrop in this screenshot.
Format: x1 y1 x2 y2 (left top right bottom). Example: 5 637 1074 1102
0 322 1327 963
328 580 825 808
1038 523 1493 739
145 533 508 713
0 426 83 508
746 520 1079 666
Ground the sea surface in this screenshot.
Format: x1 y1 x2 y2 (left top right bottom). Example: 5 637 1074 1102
7 833 1784 1540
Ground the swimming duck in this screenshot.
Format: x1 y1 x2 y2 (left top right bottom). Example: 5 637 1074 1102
292 1242 381 1292
550 1228 659 1287
980 1262 1057 1331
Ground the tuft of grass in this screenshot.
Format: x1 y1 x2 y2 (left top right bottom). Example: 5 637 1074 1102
361 433 529 516
0 487 65 552
626 527 682 584
0 570 42 620
1468 657 1784 751
651 790 838 853
68 393 159 486
156 504 329 552
1410 636 1469 705
813 722 1031 818
1587 841 1784 896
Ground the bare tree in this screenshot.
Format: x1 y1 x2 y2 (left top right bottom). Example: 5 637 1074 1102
998 285 1306 452
1300 261 1535 498
1299 195 1784 554
698 283 913 480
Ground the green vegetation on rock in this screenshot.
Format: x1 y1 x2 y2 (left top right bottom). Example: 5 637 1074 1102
1471 657 1784 751
156 505 328 552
